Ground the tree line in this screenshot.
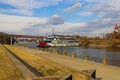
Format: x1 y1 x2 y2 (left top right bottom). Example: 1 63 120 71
0 32 11 44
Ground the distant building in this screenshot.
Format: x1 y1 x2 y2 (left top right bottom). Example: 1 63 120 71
105 24 120 39
114 24 120 33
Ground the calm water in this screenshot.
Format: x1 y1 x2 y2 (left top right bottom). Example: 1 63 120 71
19 42 120 67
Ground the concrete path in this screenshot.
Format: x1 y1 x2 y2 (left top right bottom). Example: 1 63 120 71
17 46 120 80
2 46 37 80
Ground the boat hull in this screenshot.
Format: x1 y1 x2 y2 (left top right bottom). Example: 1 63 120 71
47 43 79 47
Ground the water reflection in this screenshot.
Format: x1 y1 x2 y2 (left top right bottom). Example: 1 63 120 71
106 47 120 52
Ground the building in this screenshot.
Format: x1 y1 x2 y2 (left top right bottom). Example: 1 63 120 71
114 24 120 33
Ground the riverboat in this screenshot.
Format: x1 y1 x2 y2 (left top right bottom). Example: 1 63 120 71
39 35 79 47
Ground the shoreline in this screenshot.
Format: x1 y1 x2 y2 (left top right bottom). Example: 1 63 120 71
87 44 120 48
16 45 120 80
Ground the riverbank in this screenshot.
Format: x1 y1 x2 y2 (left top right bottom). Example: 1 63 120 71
73 36 120 48
5 45 91 80
88 44 120 48
16 45 120 80
0 45 24 80
80 39 120 48
18 42 120 67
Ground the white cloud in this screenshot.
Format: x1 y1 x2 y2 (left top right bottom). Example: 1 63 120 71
0 14 86 35
26 18 86 35
0 8 33 15
109 0 120 10
0 0 120 36
102 18 112 22
47 14 65 25
0 14 48 33
0 0 62 10
67 0 120 36
0 0 62 15
0 12 116 36
63 2 82 12
0 0 32 10
32 22 86 35
77 11 93 17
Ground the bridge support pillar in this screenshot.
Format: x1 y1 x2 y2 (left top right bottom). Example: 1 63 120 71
10 36 13 45
16 37 19 43
36 39 39 43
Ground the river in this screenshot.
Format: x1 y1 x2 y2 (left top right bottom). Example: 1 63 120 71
18 42 120 67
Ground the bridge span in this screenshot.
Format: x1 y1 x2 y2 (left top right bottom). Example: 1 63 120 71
10 34 46 45
10 34 46 38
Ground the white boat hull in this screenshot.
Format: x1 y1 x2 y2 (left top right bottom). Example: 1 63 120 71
47 43 79 47
44 35 80 47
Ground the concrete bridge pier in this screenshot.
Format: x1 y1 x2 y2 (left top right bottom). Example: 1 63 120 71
36 38 40 43
10 36 13 45
16 37 19 43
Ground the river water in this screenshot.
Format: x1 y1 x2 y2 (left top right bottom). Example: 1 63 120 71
19 42 120 67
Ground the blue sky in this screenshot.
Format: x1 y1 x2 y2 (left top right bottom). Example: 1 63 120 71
0 0 120 36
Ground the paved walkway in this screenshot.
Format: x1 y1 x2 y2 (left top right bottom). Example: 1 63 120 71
17 46 120 80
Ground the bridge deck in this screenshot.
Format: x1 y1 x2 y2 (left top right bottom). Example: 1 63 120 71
10 34 46 38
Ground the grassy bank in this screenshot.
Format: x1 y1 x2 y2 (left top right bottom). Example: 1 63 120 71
4 45 90 80
74 36 120 48
88 39 120 48
0 45 23 80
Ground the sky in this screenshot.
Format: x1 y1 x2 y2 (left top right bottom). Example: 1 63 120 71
0 0 120 37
